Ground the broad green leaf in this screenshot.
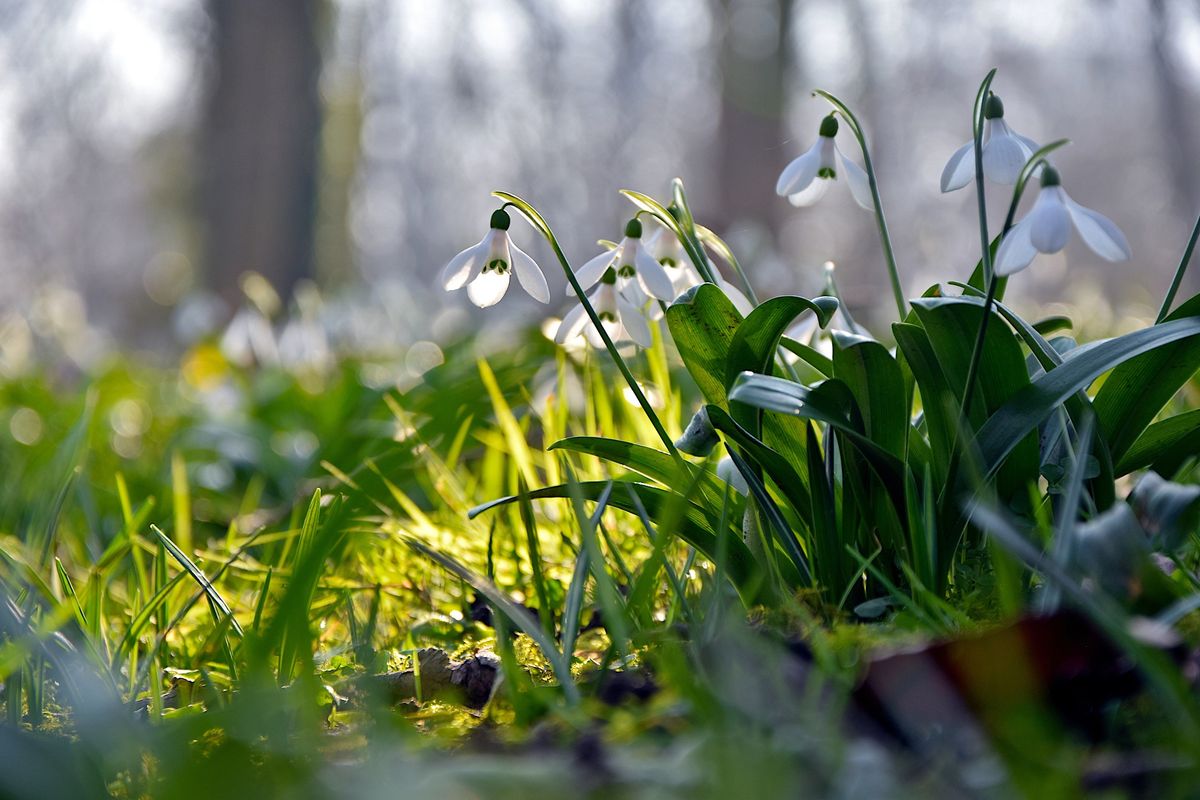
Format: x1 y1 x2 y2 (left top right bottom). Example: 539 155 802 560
665 283 744 407
777 337 833 377
893 322 956 485
723 295 838 393
911 297 1039 497
704 404 811 527
728 374 908 513
976 315 1200 478
1116 410 1200 477
1094 293 1200 464
831 331 907 458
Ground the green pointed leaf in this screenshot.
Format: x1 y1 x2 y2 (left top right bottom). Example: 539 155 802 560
831 331 907 458
1094 293 1200 464
976 315 1200 478
665 282 744 407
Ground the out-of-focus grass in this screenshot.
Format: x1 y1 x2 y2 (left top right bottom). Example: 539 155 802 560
0 309 1196 799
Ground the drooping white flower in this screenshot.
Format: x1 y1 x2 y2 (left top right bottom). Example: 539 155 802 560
716 457 748 496
940 94 1039 192
571 218 675 308
555 274 652 349
441 208 550 308
775 115 872 210
644 223 753 316
994 167 1130 277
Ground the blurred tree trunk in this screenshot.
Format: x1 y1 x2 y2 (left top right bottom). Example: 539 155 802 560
201 0 323 305
1149 0 1199 213
711 0 795 238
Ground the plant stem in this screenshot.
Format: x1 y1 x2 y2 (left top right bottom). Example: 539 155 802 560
814 91 906 319
971 70 998 285
1158 213 1200 323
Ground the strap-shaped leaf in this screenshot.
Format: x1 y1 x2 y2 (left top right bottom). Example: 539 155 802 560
665 283 743 407
976 316 1200 477
831 331 907 458
1094 292 1200 463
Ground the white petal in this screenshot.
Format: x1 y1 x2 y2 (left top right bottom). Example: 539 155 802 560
466 268 511 307
775 140 822 196
635 246 676 300
1014 131 1040 159
619 273 649 307
617 298 652 347
440 241 484 290
716 457 749 496
1028 186 1071 253
838 146 874 210
940 140 975 193
1065 196 1131 262
718 278 754 316
788 177 831 207
570 248 617 295
555 302 589 344
994 218 1037 277
510 242 550 303
981 121 1027 185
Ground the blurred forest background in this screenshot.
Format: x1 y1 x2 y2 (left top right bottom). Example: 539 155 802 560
1 0 1198 369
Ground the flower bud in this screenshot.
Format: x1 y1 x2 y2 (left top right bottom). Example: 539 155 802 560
716 457 749 496
983 94 1005 120
674 407 719 456
818 115 839 138
489 208 512 230
624 218 643 238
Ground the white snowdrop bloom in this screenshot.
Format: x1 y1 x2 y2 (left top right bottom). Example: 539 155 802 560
645 225 697 298
644 224 753 317
716 457 748 496
776 115 872 210
571 219 674 309
440 208 550 308
940 94 1039 192
555 274 652 349
220 306 278 367
994 167 1131 277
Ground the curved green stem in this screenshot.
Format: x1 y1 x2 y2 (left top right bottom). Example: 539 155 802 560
1158 213 1200 323
970 69 998 285
695 224 761 306
813 90 906 320
494 191 683 462
1000 139 1071 235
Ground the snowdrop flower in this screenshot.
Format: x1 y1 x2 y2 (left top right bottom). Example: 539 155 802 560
775 115 872 210
941 94 1039 192
555 269 651 348
994 167 1130 277
644 223 753 316
716 457 748 496
572 218 674 307
441 208 550 308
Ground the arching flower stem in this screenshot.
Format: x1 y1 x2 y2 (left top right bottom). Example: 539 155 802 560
493 192 683 462
813 90 906 320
